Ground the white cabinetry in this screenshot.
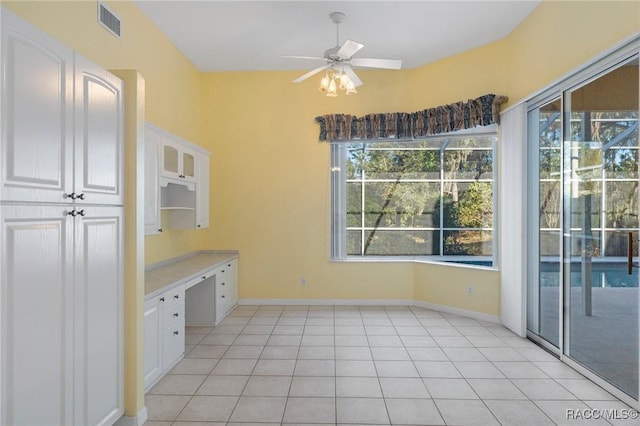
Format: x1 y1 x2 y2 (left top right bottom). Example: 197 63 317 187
161 138 196 183
144 125 162 235
144 123 210 233
1 9 123 426
144 285 185 391
215 259 239 324
143 296 162 391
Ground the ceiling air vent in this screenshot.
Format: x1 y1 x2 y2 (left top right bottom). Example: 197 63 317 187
98 1 121 38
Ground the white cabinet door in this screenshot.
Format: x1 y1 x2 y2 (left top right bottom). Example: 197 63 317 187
195 153 210 229
73 206 123 426
74 55 124 206
1 205 74 426
144 125 162 235
160 139 182 181
1 9 74 204
144 296 162 391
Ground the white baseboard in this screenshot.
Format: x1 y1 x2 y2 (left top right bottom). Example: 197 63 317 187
238 298 500 324
238 298 414 306
413 300 500 324
114 406 147 426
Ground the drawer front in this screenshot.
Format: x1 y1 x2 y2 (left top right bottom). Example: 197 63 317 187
162 317 185 370
162 286 185 308
161 300 185 330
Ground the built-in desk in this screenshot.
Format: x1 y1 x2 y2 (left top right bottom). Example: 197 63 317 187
144 250 239 391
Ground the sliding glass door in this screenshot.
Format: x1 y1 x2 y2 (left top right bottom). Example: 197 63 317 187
527 53 639 401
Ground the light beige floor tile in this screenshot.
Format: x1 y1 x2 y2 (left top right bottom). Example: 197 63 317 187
224 345 264 359
494 361 549 378
385 398 445 425
242 375 292 396
367 335 403 347
185 325 216 334
200 334 237 345
241 325 274 335
455 326 494 336
266 334 302 346
435 399 500 425
300 335 334 346
533 361 584 379
168 358 218 375
228 396 287 423
272 325 304 335
185 333 205 345
145 395 190 421
335 346 372 360
186 345 228 359
400 335 438 347
211 359 257 375
253 359 296 375
276 317 306 326
433 336 473 348
196 375 249 396
425 326 462 336
233 334 269 346
335 325 366 336
259 345 299 359
335 360 377 377
176 395 238 422
211 324 244 334
513 379 578 400
407 347 448 361
305 317 334 326
297 346 334 359
454 361 505 378
374 360 419 377
364 326 397 336
289 376 335 397
423 378 479 399
413 361 462 378
148 374 206 395
370 347 409 361
335 335 369 346
336 377 383 397
294 359 335 376
467 378 528 400
557 379 618 400
478 347 527 361
283 397 336 423
379 377 430 398
303 325 334 335
335 317 364 325
336 397 389 424
442 347 487 361
484 400 555 426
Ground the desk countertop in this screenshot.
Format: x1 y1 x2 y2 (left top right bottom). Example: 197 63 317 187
145 250 239 298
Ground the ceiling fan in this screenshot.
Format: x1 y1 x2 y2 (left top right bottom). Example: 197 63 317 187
285 12 402 95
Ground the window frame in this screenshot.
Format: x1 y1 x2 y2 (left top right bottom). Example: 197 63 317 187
330 126 498 266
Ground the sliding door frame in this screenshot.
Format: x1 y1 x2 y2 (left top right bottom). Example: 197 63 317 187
524 34 640 409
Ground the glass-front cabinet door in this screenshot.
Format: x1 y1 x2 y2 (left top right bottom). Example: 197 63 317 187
528 53 639 403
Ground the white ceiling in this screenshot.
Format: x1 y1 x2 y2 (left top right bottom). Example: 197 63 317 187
134 0 540 72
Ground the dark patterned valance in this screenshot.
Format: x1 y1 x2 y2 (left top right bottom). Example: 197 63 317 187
315 94 508 141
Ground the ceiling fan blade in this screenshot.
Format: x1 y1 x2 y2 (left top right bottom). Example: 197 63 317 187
337 39 364 59
292 64 331 83
350 57 402 70
343 65 363 87
282 55 326 61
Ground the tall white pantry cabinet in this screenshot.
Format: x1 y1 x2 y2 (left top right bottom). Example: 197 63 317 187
0 9 124 426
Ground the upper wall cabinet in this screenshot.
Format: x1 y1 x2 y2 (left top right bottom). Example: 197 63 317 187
144 123 210 234
161 138 196 183
1 17 123 205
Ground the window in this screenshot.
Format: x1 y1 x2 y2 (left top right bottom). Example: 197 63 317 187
331 131 497 264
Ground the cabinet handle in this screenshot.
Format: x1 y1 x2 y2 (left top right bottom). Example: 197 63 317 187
221 295 225 298
77 210 86 217
197 224 201 228
202 276 206 280
66 192 77 200
227 264 231 267
221 282 225 286
174 312 179 317
160 297 165 302
78 193 86 200
221 270 225 273
158 228 163 233
67 210 78 217
173 331 179 335
174 294 179 300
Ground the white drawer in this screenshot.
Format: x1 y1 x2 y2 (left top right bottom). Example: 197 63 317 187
162 317 185 370
161 286 185 308
161 300 185 330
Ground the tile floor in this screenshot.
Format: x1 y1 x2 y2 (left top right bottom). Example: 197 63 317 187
145 305 637 425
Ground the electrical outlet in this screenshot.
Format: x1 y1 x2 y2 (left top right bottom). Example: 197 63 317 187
301 277 307 287
466 284 474 295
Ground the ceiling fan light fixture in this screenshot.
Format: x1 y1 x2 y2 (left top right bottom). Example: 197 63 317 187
326 76 338 97
319 72 330 93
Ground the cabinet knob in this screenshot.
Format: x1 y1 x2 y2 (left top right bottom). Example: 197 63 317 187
174 294 179 299
77 209 86 217
202 276 206 280
197 224 201 228
221 270 225 273
221 295 225 298
158 228 163 233
67 210 77 217
160 297 165 302
221 282 225 286
173 331 179 335
174 312 179 317
227 264 231 267
78 193 86 200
